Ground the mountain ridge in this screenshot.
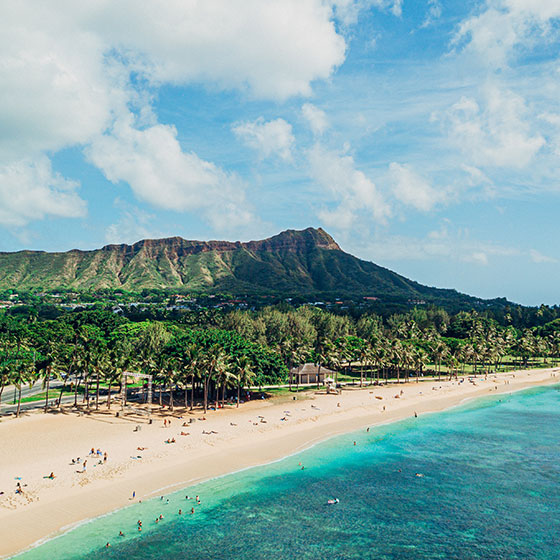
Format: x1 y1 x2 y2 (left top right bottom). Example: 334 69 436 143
0 228 504 308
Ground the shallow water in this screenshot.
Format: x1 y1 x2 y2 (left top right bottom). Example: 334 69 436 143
15 385 560 559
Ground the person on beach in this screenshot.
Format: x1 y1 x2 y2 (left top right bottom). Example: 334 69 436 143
132 491 136 499
103 452 108 463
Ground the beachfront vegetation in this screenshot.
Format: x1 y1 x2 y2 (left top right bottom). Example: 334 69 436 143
1 303 560 418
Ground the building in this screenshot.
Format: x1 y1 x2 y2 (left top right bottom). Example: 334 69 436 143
288 363 336 385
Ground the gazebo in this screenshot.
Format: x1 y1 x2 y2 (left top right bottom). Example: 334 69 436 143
289 363 336 385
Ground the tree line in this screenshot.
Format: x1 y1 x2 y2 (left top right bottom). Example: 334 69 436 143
1 305 559 417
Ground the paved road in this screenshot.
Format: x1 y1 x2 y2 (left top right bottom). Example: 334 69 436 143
2 378 64 404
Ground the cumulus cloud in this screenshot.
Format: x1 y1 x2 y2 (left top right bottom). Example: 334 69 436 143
389 162 447 211
453 0 560 68
0 157 86 227
232 118 295 161
442 86 545 168
86 115 253 230
539 112 560 156
0 0 351 229
91 0 346 100
302 103 329 136
309 144 390 228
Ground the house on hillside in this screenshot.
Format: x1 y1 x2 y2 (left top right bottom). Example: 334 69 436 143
289 363 336 385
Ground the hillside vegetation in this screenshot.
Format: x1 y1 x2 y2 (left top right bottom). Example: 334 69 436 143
0 228 503 308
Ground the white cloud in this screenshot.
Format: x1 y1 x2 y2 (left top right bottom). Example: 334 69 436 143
86 115 253 230
389 162 447 211
539 112 560 156
0 0 351 229
0 157 86 227
309 144 390 228
328 0 403 25
232 118 295 161
105 203 159 245
464 252 489 266
530 249 557 263
355 225 519 265
0 3 124 162
302 103 329 136
391 0 403 17
442 85 545 168
421 0 442 28
92 0 347 100
453 1 560 68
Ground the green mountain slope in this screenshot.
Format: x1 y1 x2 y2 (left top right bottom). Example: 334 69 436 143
0 227 497 305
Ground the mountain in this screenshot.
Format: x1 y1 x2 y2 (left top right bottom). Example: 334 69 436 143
0 228 502 307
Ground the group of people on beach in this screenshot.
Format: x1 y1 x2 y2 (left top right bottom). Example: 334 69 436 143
69 447 108 473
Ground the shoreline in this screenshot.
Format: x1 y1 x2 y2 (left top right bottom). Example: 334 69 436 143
2 367 559 558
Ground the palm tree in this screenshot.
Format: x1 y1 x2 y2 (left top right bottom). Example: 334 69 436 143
200 345 225 413
180 343 200 410
234 355 255 408
31 339 59 413
10 359 34 418
214 353 234 409
314 338 328 389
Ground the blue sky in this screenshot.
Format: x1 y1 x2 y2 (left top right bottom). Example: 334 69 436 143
1 0 560 305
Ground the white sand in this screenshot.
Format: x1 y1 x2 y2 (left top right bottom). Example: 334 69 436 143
0 367 558 558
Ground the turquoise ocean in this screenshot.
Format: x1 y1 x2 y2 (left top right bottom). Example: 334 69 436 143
14 384 560 559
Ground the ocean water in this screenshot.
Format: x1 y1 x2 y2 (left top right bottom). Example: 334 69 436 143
15 385 560 560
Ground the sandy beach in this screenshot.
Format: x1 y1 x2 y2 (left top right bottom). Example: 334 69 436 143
1 367 558 558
